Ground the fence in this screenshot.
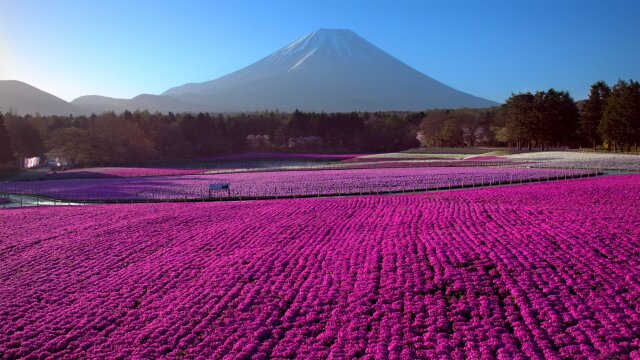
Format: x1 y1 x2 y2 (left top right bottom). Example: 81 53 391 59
0 193 85 209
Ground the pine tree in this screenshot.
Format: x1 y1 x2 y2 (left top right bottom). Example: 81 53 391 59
579 81 610 149
500 93 536 149
600 79 640 152
0 113 17 165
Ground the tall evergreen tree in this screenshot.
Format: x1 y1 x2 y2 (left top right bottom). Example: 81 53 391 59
600 79 640 151
579 81 610 149
4 116 46 158
500 93 536 149
541 89 579 148
0 113 17 165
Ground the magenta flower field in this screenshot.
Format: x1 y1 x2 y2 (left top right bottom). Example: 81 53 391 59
0 167 592 201
1 176 638 358
462 155 506 161
328 159 532 170
203 152 363 161
45 167 206 180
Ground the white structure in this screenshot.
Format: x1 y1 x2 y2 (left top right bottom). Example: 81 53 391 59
22 157 40 169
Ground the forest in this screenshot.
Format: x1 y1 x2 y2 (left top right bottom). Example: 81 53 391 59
0 79 638 172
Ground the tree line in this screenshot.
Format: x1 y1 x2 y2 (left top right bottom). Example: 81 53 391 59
497 79 639 151
0 79 638 174
0 110 421 170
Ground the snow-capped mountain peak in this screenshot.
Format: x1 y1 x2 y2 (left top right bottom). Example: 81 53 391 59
266 28 387 71
160 29 497 111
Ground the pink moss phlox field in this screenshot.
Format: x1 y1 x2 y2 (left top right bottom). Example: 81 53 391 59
201 152 362 161
46 167 205 180
1 176 639 358
328 160 533 169
341 156 458 163
463 156 506 161
0 167 592 201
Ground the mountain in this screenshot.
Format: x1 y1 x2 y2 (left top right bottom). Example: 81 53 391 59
0 80 80 116
72 94 204 114
2 29 497 115
163 28 497 111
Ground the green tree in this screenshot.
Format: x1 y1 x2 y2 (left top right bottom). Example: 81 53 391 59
442 118 464 147
361 114 413 152
501 90 578 149
500 93 536 149
4 115 46 158
418 111 448 147
536 89 579 148
45 127 98 165
600 79 640 152
0 113 17 165
579 81 610 149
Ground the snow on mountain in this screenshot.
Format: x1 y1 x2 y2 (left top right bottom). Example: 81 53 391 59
269 29 386 68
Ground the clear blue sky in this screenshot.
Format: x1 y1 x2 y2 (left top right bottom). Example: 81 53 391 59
1 0 638 103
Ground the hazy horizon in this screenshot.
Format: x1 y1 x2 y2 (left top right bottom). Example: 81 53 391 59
1 0 639 103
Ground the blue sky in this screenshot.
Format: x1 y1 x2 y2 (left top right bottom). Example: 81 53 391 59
1 0 638 103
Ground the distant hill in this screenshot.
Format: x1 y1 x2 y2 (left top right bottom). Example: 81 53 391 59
72 94 205 114
0 80 80 116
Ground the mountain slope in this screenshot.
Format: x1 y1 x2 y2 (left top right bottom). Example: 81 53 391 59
72 94 204 114
163 28 497 111
0 80 80 115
